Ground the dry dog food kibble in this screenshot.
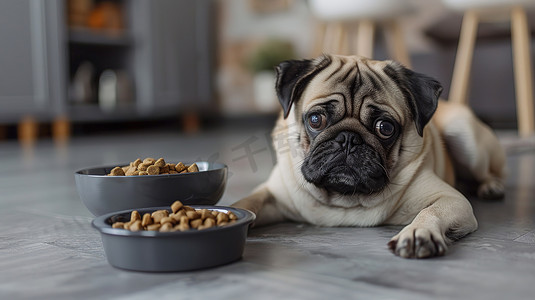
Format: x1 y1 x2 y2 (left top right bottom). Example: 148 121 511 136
107 158 199 176
109 167 125 176
112 201 238 232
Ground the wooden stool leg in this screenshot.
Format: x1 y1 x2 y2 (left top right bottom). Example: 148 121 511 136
323 23 336 53
18 116 38 146
384 20 412 68
450 10 479 104
511 6 535 137
52 116 71 144
313 21 327 56
323 22 345 54
0 125 6 140
355 20 375 59
183 112 200 134
337 24 349 55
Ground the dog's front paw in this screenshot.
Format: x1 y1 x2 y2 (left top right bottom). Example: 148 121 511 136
388 226 447 258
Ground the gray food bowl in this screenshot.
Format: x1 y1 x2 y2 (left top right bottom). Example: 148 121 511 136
75 162 228 216
92 206 255 272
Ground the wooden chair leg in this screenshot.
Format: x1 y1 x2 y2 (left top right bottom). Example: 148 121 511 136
323 23 336 53
511 6 535 137
52 116 71 144
0 125 6 140
337 24 349 55
450 10 479 104
18 116 38 146
355 20 375 59
183 112 200 134
384 20 412 68
323 22 345 54
313 21 327 56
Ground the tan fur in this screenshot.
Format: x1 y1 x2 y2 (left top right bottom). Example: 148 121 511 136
232 55 505 258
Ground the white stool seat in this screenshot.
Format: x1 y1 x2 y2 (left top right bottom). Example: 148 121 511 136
309 0 412 21
309 0 413 67
443 0 535 11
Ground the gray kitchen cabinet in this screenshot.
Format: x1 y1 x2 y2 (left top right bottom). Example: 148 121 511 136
0 0 66 122
1 0 215 134
132 0 215 113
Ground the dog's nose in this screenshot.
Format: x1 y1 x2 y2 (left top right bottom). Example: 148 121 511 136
335 131 362 149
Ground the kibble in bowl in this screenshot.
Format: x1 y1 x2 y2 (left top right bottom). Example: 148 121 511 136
92 204 255 272
75 161 227 216
107 158 199 176
112 201 239 232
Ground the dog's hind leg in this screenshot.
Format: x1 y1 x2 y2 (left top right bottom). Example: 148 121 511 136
433 101 506 199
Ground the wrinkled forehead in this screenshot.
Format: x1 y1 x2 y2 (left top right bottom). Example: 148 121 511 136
300 56 407 120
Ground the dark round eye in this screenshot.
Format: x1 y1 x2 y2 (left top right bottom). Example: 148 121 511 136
308 113 327 131
375 120 395 138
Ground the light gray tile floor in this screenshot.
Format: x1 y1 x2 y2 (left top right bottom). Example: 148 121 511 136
0 126 534 299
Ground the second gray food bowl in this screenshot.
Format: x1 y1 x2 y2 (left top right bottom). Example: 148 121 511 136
75 161 228 216
92 206 255 272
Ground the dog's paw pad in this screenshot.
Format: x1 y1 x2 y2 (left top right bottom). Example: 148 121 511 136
388 227 447 259
477 178 505 200
397 238 414 258
414 237 434 257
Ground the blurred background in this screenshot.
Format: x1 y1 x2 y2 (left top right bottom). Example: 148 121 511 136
0 0 534 143
2 2 535 296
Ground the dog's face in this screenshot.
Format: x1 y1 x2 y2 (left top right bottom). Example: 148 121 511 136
275 55 442 201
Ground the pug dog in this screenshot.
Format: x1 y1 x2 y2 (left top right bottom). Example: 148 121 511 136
233 54 506 258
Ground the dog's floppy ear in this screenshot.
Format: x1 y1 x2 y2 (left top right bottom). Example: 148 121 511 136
275 55 332 119
383 62 443 136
